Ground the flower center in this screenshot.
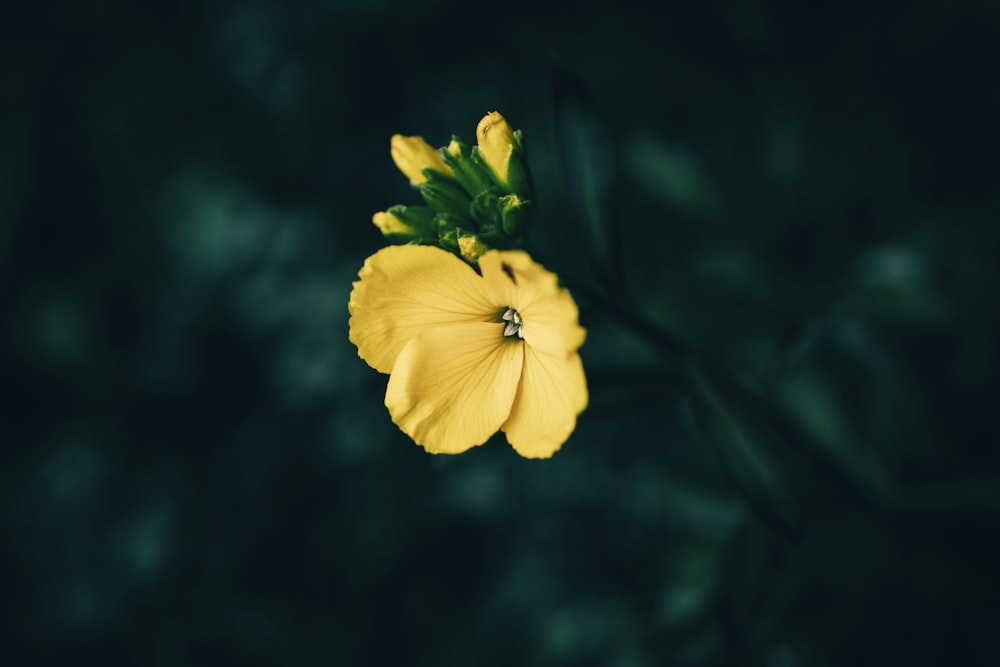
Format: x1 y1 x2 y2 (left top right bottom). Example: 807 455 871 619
501 306 524 339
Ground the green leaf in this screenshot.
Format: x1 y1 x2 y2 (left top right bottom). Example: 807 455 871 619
625 133 721 217
551 67 619 278
687 361 805 541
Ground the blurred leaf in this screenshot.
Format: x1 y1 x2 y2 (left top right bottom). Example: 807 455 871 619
625 133 721 218
778 367 896 502
850 243 952 324
772 317 900 504
687 361 804 541
586 367 684 414
713 517 774 651
658 539 728 628
550 66 618 279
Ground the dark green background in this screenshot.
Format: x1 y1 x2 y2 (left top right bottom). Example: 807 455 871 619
3 1 999 665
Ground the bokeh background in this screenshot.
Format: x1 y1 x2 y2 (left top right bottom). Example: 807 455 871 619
3 1 999 665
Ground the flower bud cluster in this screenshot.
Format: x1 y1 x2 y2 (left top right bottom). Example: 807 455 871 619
371 112 532 264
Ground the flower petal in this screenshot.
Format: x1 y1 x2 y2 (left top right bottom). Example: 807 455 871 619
386 323 524 454
349 246 496 373
480 250 586 357
502 347 588 459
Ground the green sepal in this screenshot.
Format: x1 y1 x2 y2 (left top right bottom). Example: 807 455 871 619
440 137 496 198
470 131 533 198
472 222 519 251
498 194 531 238
437 226 467 254
505 129 533 198
469 145 503 191
372 205 439 244
470 190 501 228
418 169 473 221
434 212 465 238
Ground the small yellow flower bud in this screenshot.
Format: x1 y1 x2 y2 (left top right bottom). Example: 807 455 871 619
371 205 437 241
372 211 411 236
390 135 455 185
458 234 489 263
476 112 517 187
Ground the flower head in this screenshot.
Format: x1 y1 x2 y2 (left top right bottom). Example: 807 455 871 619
348 245 587 458
374 113 533 249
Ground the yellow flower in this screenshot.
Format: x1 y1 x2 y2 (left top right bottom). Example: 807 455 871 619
348 245 587 458
390 134 455 185
476 111 517 187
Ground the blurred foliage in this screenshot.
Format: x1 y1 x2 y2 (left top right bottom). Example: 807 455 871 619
2 0 999 665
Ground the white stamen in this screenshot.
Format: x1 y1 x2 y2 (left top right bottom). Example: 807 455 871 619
501 307 524 338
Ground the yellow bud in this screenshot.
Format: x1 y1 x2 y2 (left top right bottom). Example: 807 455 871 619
372 211 412 236
476 111 516 186
458 235 489 263
390 135 455 185
371 206 437 240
